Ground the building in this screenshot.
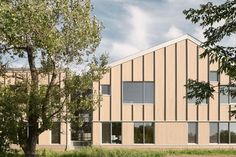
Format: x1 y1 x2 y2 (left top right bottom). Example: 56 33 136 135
92 34 236 148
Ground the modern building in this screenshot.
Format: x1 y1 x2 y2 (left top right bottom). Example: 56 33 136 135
92 34 236 148
7 34 236 149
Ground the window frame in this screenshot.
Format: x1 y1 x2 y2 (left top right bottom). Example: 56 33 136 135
122 81 154 104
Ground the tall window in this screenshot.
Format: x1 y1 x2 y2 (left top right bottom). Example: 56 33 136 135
123 82 154 103
210 123 218 143
134 122 154 144
230 123 236 143
209 71 219 82
219 123 229 143
51 122 60 144
102 123 121 144
101 85 111 95
188 122 197 143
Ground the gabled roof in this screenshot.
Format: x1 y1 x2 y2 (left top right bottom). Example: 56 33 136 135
109 34 202 67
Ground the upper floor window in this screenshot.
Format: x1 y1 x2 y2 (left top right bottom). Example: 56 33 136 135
209 71 219 82
220 86 236 104
101 85 111 95
123 82 154 104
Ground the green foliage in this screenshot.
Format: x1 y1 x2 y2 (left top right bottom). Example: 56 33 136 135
183 1 236 105
0 0 108 155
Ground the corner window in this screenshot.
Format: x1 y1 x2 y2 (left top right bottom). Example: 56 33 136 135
102 123 121 144
101 85 111 95
188 122 198 143
209 71 219 82
51 122 60 144
134 122 154 144
123 82 154 104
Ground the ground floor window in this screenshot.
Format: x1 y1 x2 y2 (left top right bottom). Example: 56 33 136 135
71 122 92 146
210 122 236 144
51 122 60 144
134 122 154 144
102 122 122 144
188 122 198 143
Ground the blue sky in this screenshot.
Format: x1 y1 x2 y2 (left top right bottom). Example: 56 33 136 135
91 0 226 63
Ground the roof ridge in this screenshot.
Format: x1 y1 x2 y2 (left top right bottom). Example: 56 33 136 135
108 34 202 67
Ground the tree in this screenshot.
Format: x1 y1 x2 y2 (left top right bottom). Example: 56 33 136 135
0 0 108 156
183 0 236 111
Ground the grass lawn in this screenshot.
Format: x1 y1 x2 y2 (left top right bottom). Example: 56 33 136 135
3 147 236 157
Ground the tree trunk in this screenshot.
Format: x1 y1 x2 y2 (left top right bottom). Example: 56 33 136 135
23 124 38 157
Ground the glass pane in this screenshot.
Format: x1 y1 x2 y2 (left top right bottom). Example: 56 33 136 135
101 85 110 95
144 123 154 143
188 89 197 104
209 71 218 82
123 82 143 103
220 86 229 104
144 82 154 103
51 122 60 144
219 123 229 143
230 87 236 103
102 123 111 143
134 123 143 143
210 123 218 143
188 123 197 143
230 123 236 143
111 123 122 144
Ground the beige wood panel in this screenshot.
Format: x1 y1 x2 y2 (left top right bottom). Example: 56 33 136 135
177 40 186 120
210 61 218 71
122 123 133 145
39 74 48 85
111 65 121 121
133 105 143 121
198 122 209 144
100 71 110 85
220 72 229 84
166 44 176 121
188 105 197 121
198 47 208 82
209 84 218 120
231 106 236 121
133 57 143 81
156 122 187 144
93 82 99 121
100 96 110 121
122 105 132 121
122 61 132 81
155 49 164 121
39 130 50 145
92 122 100 145
220 105 230 121
144 105 154 121
144 52 154 81
60 123 66 145
198 105 208 121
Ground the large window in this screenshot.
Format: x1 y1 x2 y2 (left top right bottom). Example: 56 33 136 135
123 82 154 103
102 123 121 144
188 122 197 143
134 122 154 144
220 86 236 104
209 122 236 144
51 122 60 144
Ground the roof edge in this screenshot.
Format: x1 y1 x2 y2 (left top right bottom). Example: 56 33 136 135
108 34 202 67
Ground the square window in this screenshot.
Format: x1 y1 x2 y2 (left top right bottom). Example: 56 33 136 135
209 71 218 82
101 85 111 95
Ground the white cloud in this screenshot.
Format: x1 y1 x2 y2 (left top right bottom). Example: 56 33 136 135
165 25 184 39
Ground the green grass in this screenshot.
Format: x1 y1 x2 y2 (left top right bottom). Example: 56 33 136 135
2 147 236 157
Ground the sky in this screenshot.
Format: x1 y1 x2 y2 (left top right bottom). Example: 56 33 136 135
91 0 234 63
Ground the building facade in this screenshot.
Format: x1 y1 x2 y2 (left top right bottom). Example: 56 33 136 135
92 34 236 148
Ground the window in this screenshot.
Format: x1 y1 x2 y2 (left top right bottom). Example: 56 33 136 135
101 85 111 95
209 71 219 82
220 86 236 104
188 122 197 143
210 123 218 143
102 123 121 144
134 122 154 144
123 82 154 103
71 122 92 146
219 123 229 143
187 88 208 104
230 123 236 143
51 122 60 144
